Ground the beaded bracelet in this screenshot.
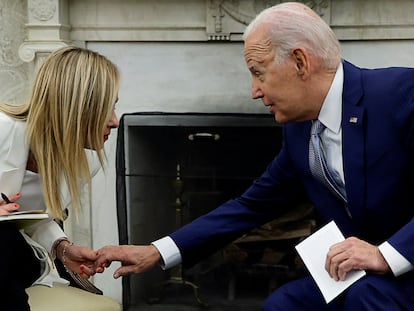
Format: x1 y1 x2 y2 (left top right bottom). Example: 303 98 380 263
52 237 70 260
62 241 74 272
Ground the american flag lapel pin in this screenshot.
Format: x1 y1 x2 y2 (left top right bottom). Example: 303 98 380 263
349 116 358 123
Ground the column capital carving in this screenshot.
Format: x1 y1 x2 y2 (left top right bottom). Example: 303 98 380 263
18 41 68 63
21 0 71 64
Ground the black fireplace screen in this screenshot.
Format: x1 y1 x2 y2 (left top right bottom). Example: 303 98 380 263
116 112 314 310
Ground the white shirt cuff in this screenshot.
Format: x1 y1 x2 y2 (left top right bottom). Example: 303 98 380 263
378 241 414 276
28 219 67 253
151 236 182 270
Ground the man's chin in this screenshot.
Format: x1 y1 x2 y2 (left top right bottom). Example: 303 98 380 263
274 113 285 124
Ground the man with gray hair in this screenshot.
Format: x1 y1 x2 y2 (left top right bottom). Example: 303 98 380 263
96 2 414 309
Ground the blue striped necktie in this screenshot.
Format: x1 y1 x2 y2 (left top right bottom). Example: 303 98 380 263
309 120 347 203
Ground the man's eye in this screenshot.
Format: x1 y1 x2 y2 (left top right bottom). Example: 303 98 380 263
255 72 265 81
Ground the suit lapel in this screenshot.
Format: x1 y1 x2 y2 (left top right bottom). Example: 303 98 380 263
341 61 365 224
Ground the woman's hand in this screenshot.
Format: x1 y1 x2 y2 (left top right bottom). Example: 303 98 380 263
0 192 21 215
56 241 101 279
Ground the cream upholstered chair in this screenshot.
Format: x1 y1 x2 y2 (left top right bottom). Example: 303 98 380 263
27 283 122 311
25 214 122 310
27 258 121 311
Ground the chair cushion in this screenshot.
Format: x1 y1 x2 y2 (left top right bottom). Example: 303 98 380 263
27 283 122 311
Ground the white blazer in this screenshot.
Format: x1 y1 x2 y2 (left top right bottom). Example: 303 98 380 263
0 112 101 286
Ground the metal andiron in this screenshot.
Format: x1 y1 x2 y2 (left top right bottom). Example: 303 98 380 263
152 164 208 307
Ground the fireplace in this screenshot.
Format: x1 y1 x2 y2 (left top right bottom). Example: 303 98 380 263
116 112 315 310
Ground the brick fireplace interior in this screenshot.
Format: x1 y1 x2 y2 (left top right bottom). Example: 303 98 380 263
116 112 317 310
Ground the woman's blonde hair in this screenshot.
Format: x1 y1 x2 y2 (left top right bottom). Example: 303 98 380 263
0 46 120 220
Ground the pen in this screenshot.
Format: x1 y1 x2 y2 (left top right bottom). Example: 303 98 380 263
1 192 12 204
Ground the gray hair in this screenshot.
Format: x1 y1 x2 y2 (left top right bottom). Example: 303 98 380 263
243 2 341 71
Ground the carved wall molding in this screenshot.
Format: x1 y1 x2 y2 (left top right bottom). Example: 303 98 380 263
29 0 56 22
206 0 331 41
304 0 330 17
206 0 414 41
0 0 31 105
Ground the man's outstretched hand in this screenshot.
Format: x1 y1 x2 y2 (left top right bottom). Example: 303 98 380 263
94 245 161 279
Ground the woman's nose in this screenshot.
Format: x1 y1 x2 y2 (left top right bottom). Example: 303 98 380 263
109 111 119 128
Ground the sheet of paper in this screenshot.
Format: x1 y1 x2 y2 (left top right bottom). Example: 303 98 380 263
295 221 366 303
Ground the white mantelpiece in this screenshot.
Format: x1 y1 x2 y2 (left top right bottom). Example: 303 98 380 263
2 0 413 305
66 0 414 42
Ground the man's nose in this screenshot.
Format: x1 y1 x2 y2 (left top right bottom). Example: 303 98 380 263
251 82 264 99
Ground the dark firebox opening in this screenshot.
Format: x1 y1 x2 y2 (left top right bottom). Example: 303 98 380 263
116 113 316 310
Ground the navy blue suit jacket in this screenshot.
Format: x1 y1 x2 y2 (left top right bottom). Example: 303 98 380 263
170 60 414 271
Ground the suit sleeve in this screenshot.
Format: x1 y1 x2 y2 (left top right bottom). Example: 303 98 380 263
170 144 306 268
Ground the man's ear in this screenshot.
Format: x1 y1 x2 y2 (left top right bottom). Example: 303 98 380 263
291 48 308 76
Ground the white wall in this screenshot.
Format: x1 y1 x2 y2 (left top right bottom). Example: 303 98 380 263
341 40 414 68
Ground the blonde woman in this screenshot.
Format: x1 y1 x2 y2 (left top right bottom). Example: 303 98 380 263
0 46 119 310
